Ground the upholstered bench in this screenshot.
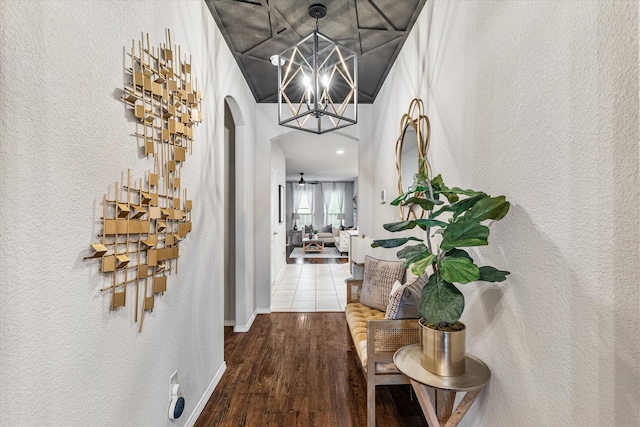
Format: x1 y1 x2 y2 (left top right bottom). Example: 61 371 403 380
345 256 426 427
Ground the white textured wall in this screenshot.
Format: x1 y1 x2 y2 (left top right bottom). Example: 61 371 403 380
365 1 639 425
0 1 256 426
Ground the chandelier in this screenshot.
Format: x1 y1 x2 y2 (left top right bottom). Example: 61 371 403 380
275 4 357 134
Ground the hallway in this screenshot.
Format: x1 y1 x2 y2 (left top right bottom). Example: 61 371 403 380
271 263 350 312
195 313 427 427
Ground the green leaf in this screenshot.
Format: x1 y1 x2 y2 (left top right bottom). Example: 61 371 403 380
428 205 448 220
391 190 415 206
406 196 443 209
445 248 473 262
396 243 429 259
429 176 458 204
411 254 435 276
463 196 510 223
414 159 430 185
419 273 464 324
403 197 432 211
383 221 417 232
450 194 487 219
440 256 480 284
371 237 422 248
477 266 510 282
430 174 444 187
397 245 433 270
441 192 459 204
448 187 484 197
414 218 448 230
440 222 489 250
410 185 431 194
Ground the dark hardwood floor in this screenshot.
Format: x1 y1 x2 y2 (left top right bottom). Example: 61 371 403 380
194 313 427 427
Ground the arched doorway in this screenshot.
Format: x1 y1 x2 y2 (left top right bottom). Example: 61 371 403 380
223 100 236 327
223 96 255 333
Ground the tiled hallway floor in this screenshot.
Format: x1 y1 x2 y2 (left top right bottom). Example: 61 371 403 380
271 263 350 312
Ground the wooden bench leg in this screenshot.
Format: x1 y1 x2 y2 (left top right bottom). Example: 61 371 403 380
367 379 376 427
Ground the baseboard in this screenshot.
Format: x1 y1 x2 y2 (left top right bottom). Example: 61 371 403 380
184 361 227 427
256 307 271 314
233 311 256 332
224 320 235 327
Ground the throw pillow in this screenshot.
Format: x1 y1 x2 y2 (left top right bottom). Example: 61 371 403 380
385 273 429 319
405 268 418 285
321 224 333 232
304 224 313 234
389 280 403 297
360 255 405 311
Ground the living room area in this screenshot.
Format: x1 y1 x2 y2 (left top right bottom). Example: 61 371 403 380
269 167 358 313
286 179 357 252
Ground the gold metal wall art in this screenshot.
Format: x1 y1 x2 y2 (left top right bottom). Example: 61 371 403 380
85 30 203 332
395 98 431 220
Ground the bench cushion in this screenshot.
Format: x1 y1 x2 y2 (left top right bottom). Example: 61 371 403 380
346 302 402 375
345 303 384 370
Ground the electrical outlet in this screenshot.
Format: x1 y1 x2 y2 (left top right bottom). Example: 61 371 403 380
168 370 185 420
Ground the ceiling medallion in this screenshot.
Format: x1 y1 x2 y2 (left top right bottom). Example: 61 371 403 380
276 4 357 134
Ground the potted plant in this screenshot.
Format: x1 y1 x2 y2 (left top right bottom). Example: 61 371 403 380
372 159 510 376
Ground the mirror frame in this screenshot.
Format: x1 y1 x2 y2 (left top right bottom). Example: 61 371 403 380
395 98 431 220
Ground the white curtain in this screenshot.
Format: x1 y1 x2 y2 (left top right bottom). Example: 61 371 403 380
321 182 334 226
291 183 302 215
335 182 345 225
304 185 315 226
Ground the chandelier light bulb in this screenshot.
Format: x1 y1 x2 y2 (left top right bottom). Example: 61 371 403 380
321 74 330 88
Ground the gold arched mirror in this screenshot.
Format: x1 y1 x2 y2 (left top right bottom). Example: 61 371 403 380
395 99 431 220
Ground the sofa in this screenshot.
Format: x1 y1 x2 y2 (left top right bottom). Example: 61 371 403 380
302 224 337 245
301 225 357 254
344 255 426 427
335 230 352 254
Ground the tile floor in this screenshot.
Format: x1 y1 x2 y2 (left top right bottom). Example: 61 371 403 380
271 263 351 312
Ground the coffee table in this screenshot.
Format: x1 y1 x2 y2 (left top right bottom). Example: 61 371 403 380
302 238 324 253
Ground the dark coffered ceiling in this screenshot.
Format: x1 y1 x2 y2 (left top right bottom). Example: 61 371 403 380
205 0 426 103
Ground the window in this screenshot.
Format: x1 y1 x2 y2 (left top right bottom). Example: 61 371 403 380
298 193 313 226
327 191 341 227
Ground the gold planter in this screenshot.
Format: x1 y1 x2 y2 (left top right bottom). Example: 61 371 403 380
419 318 466 376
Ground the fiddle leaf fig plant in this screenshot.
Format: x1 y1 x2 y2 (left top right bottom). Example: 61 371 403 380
372 159 510 327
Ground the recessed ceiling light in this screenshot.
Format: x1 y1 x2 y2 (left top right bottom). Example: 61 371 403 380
336 149 344 154
270 55 284 66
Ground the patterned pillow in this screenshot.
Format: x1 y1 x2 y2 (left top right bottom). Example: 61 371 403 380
360 256 405 311
385 273 429 319
304 224 313 234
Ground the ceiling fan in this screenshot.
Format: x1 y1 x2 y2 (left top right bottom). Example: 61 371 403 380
298 173 318 186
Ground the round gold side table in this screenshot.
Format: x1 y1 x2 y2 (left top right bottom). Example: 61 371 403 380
393 344 491 426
